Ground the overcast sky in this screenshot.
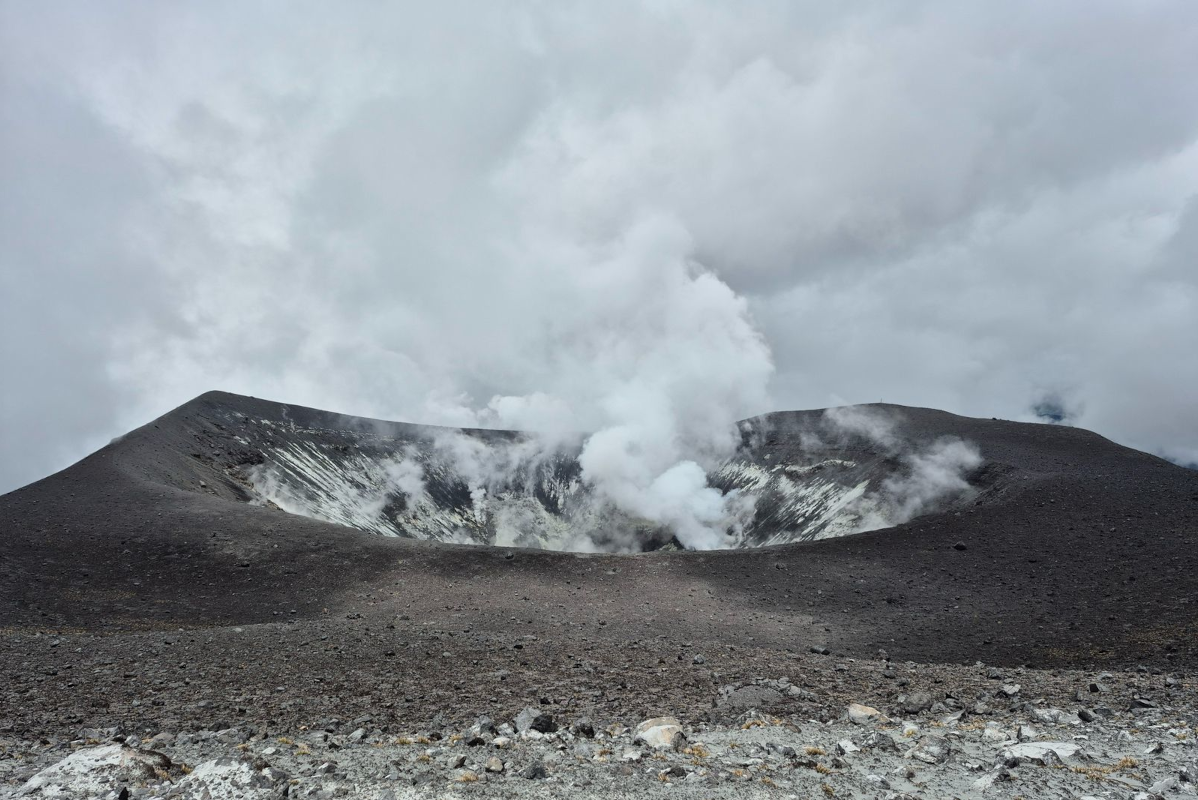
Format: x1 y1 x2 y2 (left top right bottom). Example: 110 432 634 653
3 1 1197 494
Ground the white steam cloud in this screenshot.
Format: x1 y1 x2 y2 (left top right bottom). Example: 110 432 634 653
824 407 983 532
438 216 774 550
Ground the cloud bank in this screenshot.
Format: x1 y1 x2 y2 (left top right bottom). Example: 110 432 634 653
3 1 1198 496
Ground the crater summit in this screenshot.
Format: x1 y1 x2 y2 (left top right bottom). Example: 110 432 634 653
139 393 1000 552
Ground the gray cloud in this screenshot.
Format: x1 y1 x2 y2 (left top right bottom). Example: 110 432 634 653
3 0 1198 496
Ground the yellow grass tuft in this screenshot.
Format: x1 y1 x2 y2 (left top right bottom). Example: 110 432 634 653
1069 757 1142 782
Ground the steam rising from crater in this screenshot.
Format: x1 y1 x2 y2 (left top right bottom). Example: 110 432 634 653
822 406 983 532
245 399 984 551
433 216 775 551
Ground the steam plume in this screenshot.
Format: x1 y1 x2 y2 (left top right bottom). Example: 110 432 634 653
823 407 983 531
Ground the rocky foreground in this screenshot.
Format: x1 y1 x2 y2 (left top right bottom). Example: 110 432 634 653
4 658 1197 800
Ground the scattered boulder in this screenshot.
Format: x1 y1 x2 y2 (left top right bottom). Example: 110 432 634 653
19 745 164 798
174 756 270 800
866 773 892 790
463 716 496 746
786 685 818 702
1149 776 1179 795
972 767 1012 791
901 692 933 715
514 707 558 734
847 703 885 725
981 725 1011 743
1032 708 1080 725
1002 741 1082 765
633 717 687 750
861 731 899 752
260 765 289 784
941 709 966 725
471 716 497 736
907 736 950 764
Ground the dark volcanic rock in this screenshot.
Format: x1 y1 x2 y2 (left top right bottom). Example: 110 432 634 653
514 707 557 734
901 692 934 715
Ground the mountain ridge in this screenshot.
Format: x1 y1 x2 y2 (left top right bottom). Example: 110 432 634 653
2 390 1195 673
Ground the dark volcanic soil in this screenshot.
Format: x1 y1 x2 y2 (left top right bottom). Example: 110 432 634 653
1 391 1197 739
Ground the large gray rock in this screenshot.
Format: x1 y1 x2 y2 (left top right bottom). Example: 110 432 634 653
1002 741 1083 765
908 736 951 764
1150 776 1179 794
848 703 886 725
862 731 899 752
173 756 272 800
19 745 167 798
901 692 934 715
514 707 558 734
1032 708 1080 725
633 717 687 750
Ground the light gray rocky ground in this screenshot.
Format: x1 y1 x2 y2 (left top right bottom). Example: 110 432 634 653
4 667 1196 800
